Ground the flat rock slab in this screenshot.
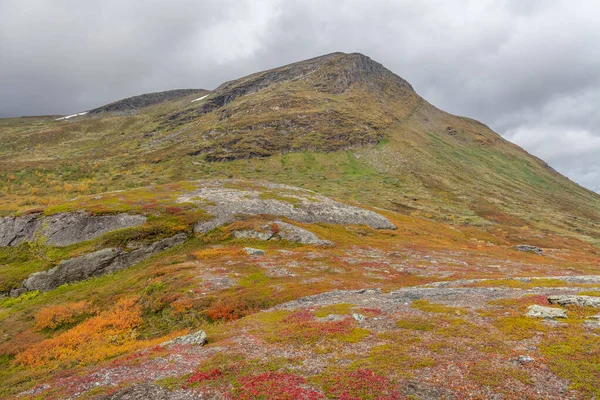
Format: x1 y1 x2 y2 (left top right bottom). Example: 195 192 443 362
526 305 567 319
177 180 396 233
548 295 600 307
233 220 333 246
0 212 146 247
12 233 187 294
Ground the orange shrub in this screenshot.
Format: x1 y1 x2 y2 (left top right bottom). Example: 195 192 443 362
16 297 145 368
34 301 94 330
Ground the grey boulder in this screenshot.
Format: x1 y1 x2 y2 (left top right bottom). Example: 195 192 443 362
14 233 187 294
526 305 567 319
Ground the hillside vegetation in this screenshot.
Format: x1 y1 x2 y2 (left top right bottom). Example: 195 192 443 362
1 52 599 243
1 52 600 399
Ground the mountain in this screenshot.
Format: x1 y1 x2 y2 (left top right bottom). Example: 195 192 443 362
1 52 599 243
1 53 600 399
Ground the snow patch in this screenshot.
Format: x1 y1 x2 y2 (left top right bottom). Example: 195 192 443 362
55 112 88 121
191 94 209 103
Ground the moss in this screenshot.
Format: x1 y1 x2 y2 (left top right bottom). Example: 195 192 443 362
0 291 40 308
468 361 532 388
493 315 547 340
577 290 600 297
338 327 371 343
314 303 354 318
540 330 600 397
239 271 269 287
396 316 435 331
351 343 436 377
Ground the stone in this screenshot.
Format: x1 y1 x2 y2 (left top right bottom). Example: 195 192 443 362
352 313 366 322
514 245 543 255
244 247 265 256
178 180 397 234
162 330 207 346
0 213 41 246
14 233 187 294
0 211 146 247
526 305 567 319
548 295 600 308
516 355 535 364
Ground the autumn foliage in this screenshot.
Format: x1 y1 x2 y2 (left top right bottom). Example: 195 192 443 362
34 301 94 330
234 372 323 400
16 297 145 368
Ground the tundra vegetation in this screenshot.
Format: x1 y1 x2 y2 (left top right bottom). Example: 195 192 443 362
1 53 600 399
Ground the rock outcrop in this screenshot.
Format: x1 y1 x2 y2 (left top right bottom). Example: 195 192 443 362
0 213 41 246
232 220 333 246
11 233 186 295
178 180 396 234
548 295 600 307
0 212 146 247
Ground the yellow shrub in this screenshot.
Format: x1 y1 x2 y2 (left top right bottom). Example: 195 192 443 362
16 297 145 368
34 301 93 330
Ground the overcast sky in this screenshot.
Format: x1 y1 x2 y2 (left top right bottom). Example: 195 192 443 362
1 0 599 192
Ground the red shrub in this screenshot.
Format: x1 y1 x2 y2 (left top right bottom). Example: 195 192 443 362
325 369 402 400
188 368 222 384
165 206 183 215
234 372 323 400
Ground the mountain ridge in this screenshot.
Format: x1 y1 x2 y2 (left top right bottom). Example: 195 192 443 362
0 51 599 243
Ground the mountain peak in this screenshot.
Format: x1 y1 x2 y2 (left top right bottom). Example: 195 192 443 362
191 52 413 116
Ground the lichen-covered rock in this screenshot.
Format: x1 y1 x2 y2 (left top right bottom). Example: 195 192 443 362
526 305 567 319
548 295 600 307
178 180 396 233
244 247 265 256
232 220 333 246
14 233 187 294
514 245 543 255
0 211 146 247
162 330 207 346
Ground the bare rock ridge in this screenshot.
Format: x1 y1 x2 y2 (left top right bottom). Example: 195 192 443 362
178 180 397 233
89 89 208 114
170 52 413 123
10 233 187 296
0 212 146 247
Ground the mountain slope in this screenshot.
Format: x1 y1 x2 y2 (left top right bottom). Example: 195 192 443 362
0 52 599 243
3 53 600 399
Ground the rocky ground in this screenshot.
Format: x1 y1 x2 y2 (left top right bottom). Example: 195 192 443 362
1 181 600 399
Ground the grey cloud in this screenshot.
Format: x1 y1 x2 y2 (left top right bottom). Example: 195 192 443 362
0 0 599 192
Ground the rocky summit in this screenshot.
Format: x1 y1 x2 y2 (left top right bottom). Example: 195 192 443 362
1 53 600 399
